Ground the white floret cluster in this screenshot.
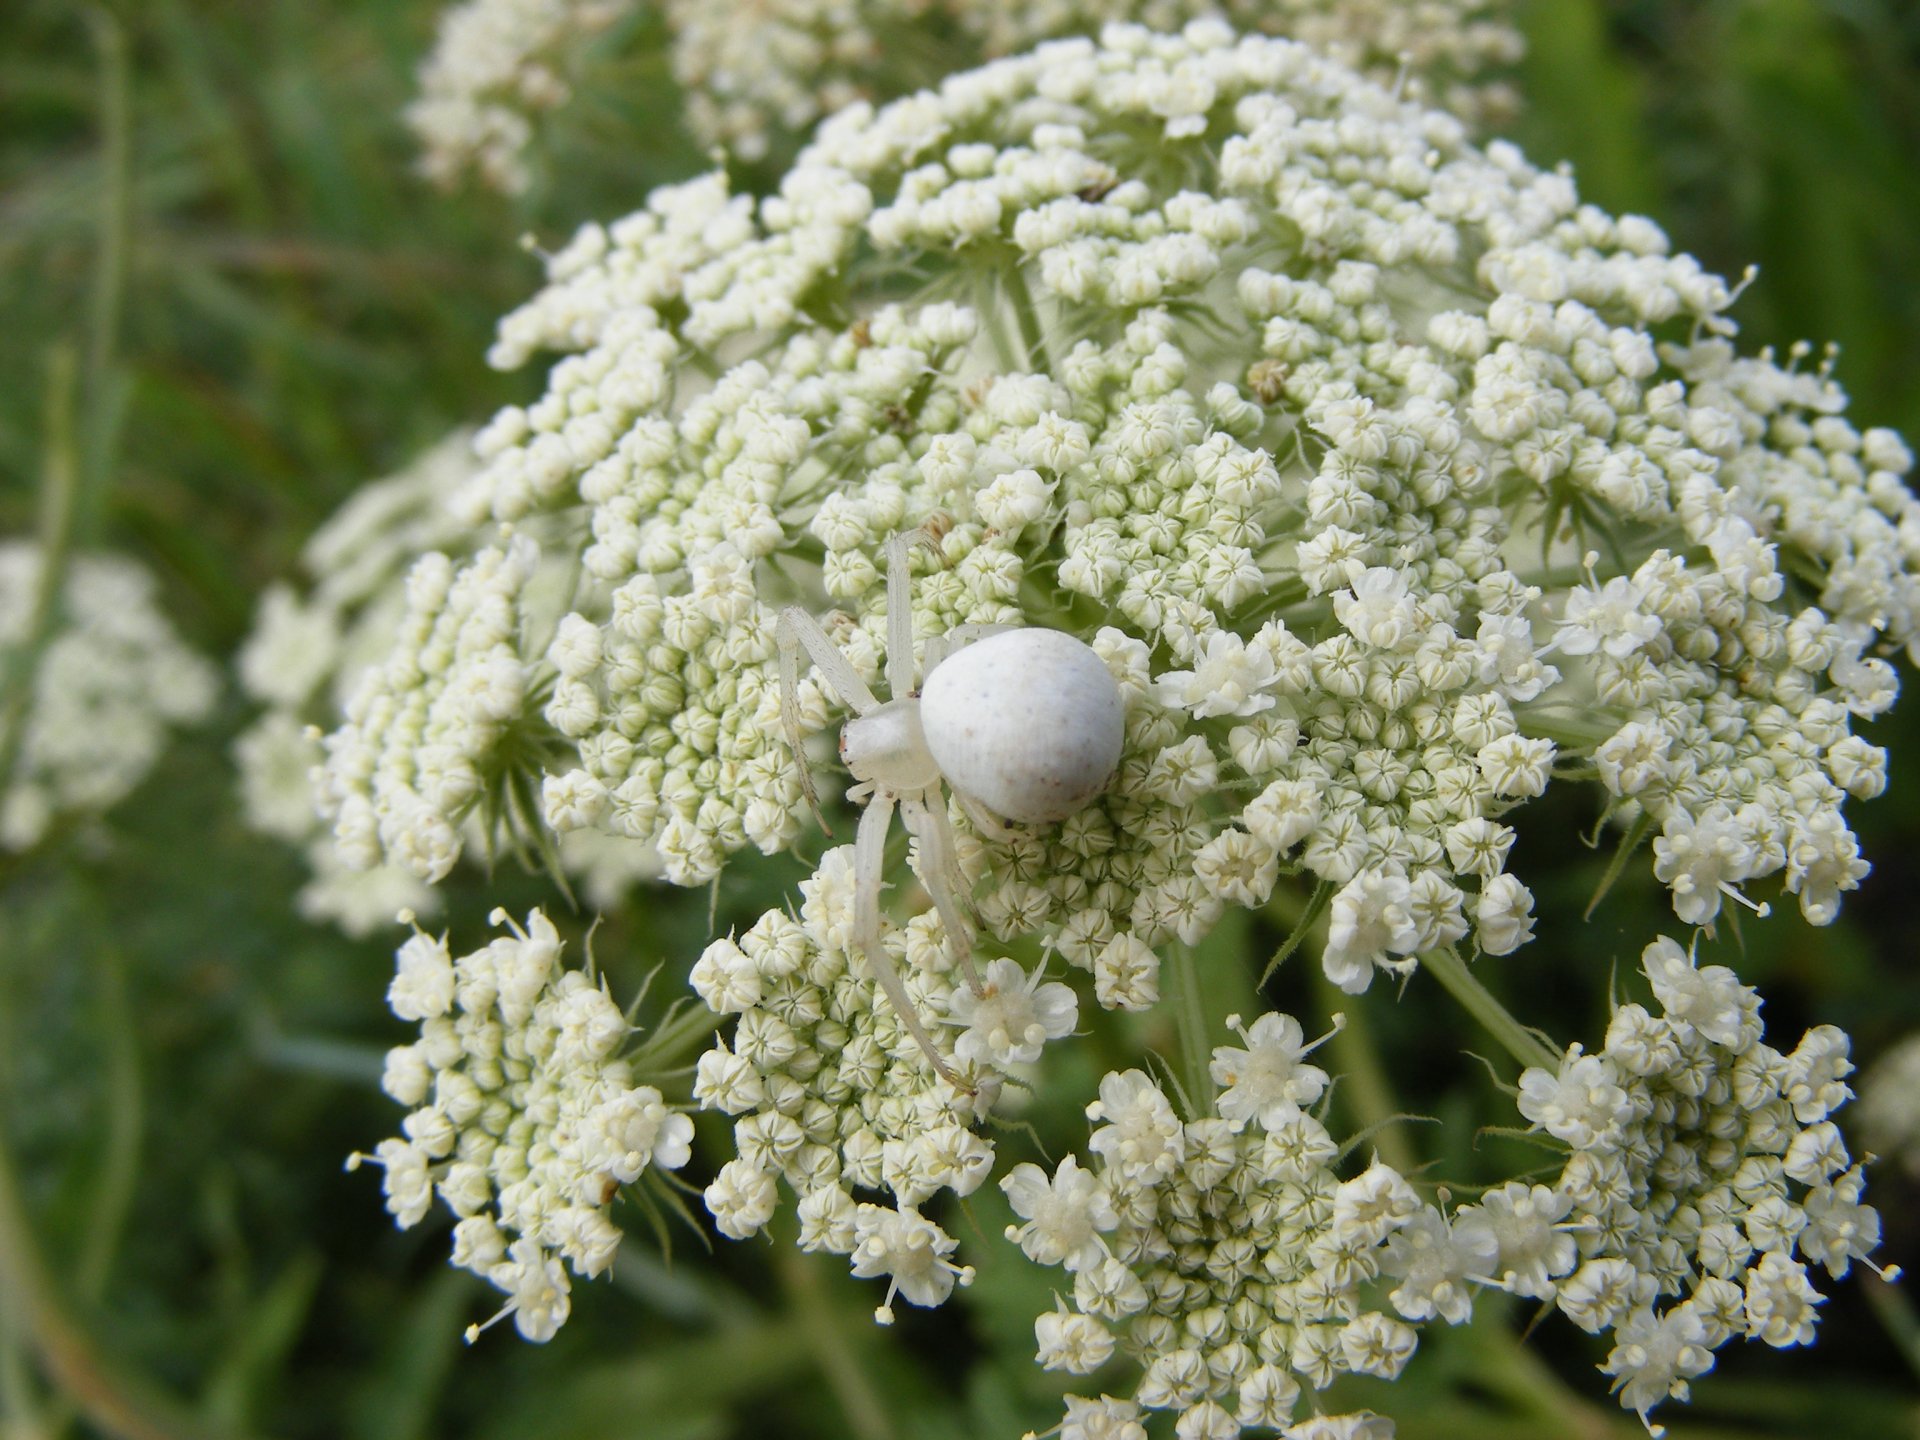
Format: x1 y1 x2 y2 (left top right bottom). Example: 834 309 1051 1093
413 0 1516 184
670 0 1518 162
353 907 694 1342
314 534 557 884
235 434 478 932
663 0 890 163
960 0 1520 126
0 542 218 852
694 846 1083 1321
1008 1027 1472 1439
237 434 657 932
1515 936 1883 1429
343 25 1919 1416
406 0 629 193
434 21 1918 992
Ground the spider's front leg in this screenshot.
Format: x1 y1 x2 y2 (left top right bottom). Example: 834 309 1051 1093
881 532 921 703
856 789 970 1092
777 606 880 835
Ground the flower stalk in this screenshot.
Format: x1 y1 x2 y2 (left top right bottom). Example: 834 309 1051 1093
1418 947 1561 1073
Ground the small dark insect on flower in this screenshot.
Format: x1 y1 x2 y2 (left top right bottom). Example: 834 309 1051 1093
850 317 872 347
1076 167 1119 203
1247 358 1290 406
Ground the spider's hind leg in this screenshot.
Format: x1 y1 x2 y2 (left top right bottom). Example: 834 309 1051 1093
902 792 984 995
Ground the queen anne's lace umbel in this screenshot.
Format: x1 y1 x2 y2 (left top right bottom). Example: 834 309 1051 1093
411 0 1517 185
398 21 1920 993
347 24 1913 1423
353 907 694 1342
406 0 630 193
693 847 1063 1320
1011 1027 1455 1438
0 543 217 851
1516 937 1883 1427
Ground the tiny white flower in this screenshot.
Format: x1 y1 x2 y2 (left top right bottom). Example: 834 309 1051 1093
1640 936 1753 1048
1152 631 1279 718
1086 1070 1185 1183
946 957 1078 1067
1381 1207 1498 1324
388 931 456 1021
1035 1304 1116 1373
1474 1182 1577 1298
1554 576 1663 657
849 1205 974 1323
1208 1011 1338 1131
1517 1047 1629 1149
1001 1155 1117 1272
1333 565 1419 651
1600 1304 1715 1422
1323 869 1419 994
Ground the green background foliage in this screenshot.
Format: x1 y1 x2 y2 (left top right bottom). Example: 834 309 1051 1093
2 1 1918 1436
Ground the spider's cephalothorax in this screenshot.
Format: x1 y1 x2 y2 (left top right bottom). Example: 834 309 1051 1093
778 531 1124 1086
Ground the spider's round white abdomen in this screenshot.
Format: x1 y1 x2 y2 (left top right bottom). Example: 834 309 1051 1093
920 629 1125 825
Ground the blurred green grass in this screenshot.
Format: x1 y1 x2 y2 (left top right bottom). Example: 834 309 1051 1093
2 1 1920 1437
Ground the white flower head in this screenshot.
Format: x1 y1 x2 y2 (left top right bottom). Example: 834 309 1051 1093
0 545 218 853
1001 1155 1117 1272
1640 936 1755 1048
1554 574 1663 658
1517 1046 1629 1149
1324 869 1419 993
1333 565 1420 652
1153 630 1279 718
849 1205 974 1324
1600 1304 1715 1424
1086 1070 1185 1183
355 908 690 1342
1381 1207 1498 1324
1470 1182 1575 1299
1208 1010 1340 1131
946 957 1078 1068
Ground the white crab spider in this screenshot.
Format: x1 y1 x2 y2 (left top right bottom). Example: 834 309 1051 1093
777 530 1125 1087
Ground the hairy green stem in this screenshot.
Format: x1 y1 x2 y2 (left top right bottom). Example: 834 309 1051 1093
1001 256 1053 374
86 7 132 408
0 348 81 803
1418 948 1561 1073
1168 943 1214 1116
76 948 142 1303
1261 878 1329 986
